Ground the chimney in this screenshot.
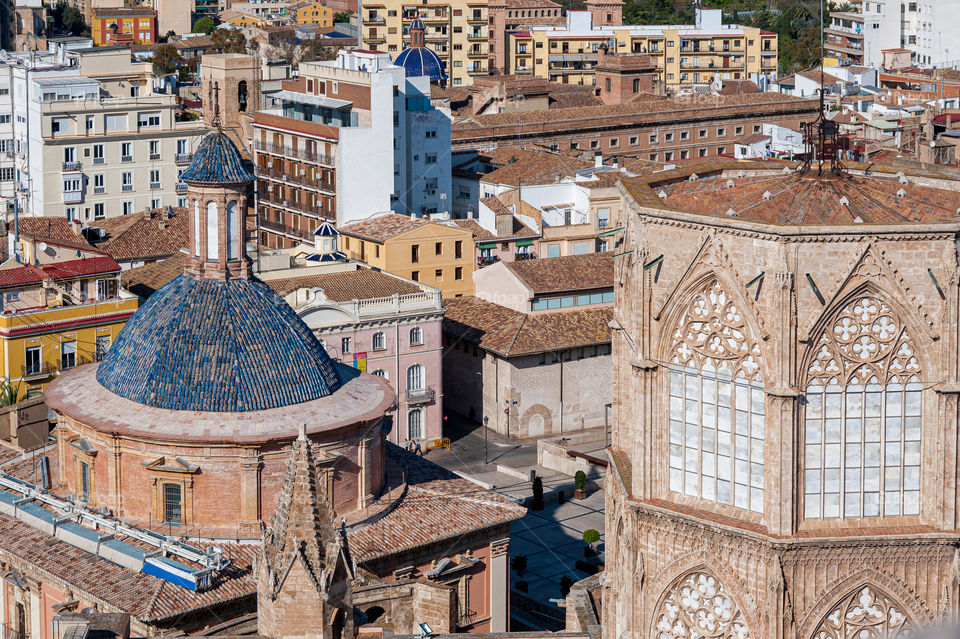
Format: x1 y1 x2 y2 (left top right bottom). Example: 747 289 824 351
594 150 603 168
495 207 513 237
71 219 82 235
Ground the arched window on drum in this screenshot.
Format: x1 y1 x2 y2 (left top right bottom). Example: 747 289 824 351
668 279 765 513
803 295 922 519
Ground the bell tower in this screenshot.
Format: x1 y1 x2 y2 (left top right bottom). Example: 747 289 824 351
179 90 257 282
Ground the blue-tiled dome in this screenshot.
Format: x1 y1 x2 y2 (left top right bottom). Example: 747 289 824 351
394 45 448 82
96 272 342 412
179 130 255 185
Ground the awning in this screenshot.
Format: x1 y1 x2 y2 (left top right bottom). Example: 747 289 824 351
478 242 498 249
598 226 624 238
272 90 352 110
515 239 534 246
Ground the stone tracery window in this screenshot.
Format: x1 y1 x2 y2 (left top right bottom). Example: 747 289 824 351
803 296 922 519
812 586 910 639
654 571 751 639
668 279 765 512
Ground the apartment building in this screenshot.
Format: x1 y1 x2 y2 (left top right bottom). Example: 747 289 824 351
505 8 778 92
487 0 563 74
826 0 960 68
18 76 205 221
452 92 818 159
90 7 157 45
252 49 451 248
339 212 475 296
291 0 334 26
361 0 488 86
0 218 137 399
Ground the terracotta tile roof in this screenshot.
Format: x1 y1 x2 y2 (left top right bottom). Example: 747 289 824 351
506 252 612 294
175 35 214 50
736 133 771 145
489 0 560 8
94 208 189 262
339 213 432 243
716 80 761 95
443 295 611 357
121 251 189 297
480 148 593 186
0 256 121 289
655 168 960 225
350 447 526 561
796 68 846 86
264 267 421 300
453 216 538 242
92 6 155 17
13 218 95 252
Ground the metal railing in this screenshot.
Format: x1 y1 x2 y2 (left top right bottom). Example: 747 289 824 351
62 161 81 171
122 184 133 192
1 623 25 639
175 153 193 164
175 182 187 192
406 386 436 404
21 362 56 380
255 141 335 166
258 168 334 192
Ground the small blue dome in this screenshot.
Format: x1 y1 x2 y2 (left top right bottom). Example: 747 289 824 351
180 130 255 185
394 46 448 82
96 272 342 412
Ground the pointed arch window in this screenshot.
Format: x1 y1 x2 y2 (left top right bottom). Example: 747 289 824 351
668 280 765 512
654 571 751 639
812 586 910 639
803 296 922 519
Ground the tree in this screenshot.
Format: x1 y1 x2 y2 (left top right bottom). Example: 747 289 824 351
582 529 600 546
511 555 527 579
531 475 544 511
193 17 216 34
298 39 338 64
559 575 574 598
51 1 88 37
151 44 184 76
574 470 587 491
211 28 247 53
334 11 352 22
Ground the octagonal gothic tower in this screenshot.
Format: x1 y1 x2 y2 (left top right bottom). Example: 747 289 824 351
605 159 960 639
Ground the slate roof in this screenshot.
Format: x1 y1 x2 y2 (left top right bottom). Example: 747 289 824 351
94 209 189 262
505 252 613 294
264 267 422 300
96 271 342 412
179 130 255 185
442 295 612 357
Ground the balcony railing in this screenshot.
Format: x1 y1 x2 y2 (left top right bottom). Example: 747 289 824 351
259 168 335 192
176 182 187 192
259 217 320 241
21 362 56 380
62 161 82 171
149 153 161 161
176 153 193 164
121 155 133 162
406 386 435 405
150 182 161 190
515 251 535 261
1 623 25 639
93 157 105 165
255 141 335 166
93 186 105 194
478 255 500 267
122 184 133 192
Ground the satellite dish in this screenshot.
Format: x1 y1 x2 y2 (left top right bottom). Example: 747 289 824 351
38 242 47 251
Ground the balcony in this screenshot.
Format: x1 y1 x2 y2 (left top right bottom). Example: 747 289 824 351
121 155 133 162
93 157 105 165
478 255 500 267
62 161 82 172
175 153 193 164
515 251 535 261
364 15 386 24
21 362 56 381
149 153 161 161
63 190 83 203
255 141 335 167
259 217 321 241
406 386 435 404
176 182 187 192
94 186 105 194
150 182 161 190
122 184 133 192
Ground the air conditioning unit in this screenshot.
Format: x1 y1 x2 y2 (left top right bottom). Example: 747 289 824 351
267 161 273 168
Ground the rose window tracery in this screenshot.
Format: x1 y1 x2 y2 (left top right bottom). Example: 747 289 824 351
812 586 911 639
654 571 750 639
804 295 923 519
668 279 765 512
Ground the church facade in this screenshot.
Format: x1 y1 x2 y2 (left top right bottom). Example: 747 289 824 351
605 159 960 639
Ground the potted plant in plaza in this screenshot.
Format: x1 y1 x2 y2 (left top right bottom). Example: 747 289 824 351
531 475 544 511
582 528 600 558
573 470 587 500
512 555 528 592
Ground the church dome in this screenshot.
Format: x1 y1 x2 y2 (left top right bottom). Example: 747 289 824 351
95 272 343 412
394 46 448 82
179 130 255 185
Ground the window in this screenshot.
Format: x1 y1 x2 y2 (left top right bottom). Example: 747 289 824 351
372 369 388 379
409 327 423 346
699 129 708 138
407 408 423 440
412 271 419 282
435 241 443 256
80 462 90 501
455 266 463 280
633 78 640 93
25 345 40 375
717 128 726 137
206 201 218 259
411 244 419 263
65 206 78 222
629 136 638 146
455 240 462 259
342 337 352 354
665 132 674 142
94 203 104 219
803 296 921 519
227 201 238 260
163 483 182 524
372 332 386 351
609 138 619 148
149 140 160 159
138 112 161 127
680 131 689 141
407 364 424 391
425 130 436 139
668 280 765 513
61 340 76 369
149 169 161 189
97 278 117 300
122 201 134 215
425 153 437 164
597 208 610 229
121 142 132 161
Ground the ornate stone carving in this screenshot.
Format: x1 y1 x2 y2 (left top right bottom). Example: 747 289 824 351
812 586 910 639
671 279 763 382
654 571 752 639
806 295 921 385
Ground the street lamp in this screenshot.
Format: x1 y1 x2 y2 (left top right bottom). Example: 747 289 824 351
483 415 489 465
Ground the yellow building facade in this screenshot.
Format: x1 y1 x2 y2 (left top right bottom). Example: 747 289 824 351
340 216 475 296
293 0 334 26
361 0 488 86
0 243 137 399
507 9 778 91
